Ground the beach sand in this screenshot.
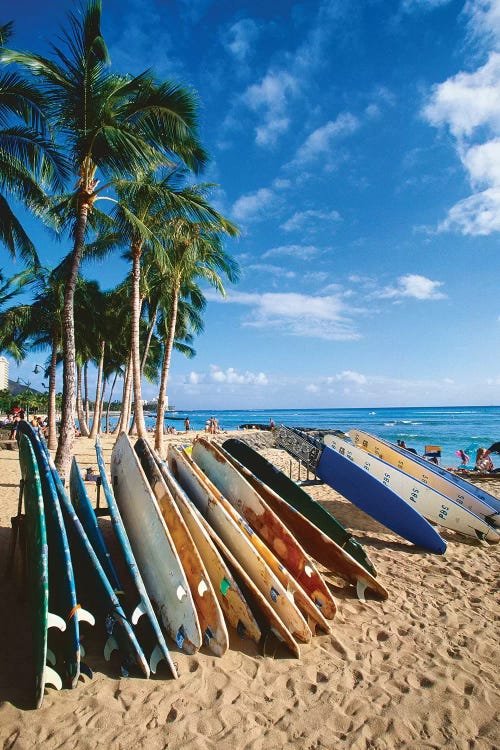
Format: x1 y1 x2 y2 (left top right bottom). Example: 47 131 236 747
0 430 499 749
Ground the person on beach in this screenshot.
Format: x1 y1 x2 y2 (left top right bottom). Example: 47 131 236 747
184 417 190 432
456 449 470 468
398 439 418 455
9 414 20 439
475 448 495 472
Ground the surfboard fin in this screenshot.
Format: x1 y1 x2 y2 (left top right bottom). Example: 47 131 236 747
149 643 164 674
306 615 318 636
131 600 147 625
44 665 63 691
356 580 367 602
198 579 209 597
104 635 119 661
46 648 56 666
77 607 95 626
80 662 93 679
47 612 66 631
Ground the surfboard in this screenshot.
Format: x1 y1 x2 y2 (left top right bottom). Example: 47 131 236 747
222 438 377 576
95 438 178 678
349 429 500 527
167 446 302 656
17 421 90 688
19 434 66 707
177 444 312 643
275 426 447 554
222 438 388 602
324 434 500 543
192 438 335 632
35 428 149 678
111 433 201 654
69 457 123 592
152 450 261 645
135 439 228 657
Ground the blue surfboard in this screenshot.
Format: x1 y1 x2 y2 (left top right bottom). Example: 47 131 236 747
275 426 447 554
70 457 122 593
35 429 150 678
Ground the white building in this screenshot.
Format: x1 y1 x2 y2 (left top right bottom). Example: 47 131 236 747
0 357 8 391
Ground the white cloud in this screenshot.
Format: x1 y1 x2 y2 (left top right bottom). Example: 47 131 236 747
243 70 299 146
376 274 447 300
401 0 453 12
437 187 500 234
273 177 292 190
423 4 500 236
465 0 500 46
280 209 341 232
462 138 500 188
231 187 275 222
262 244 320 260
328 370 368 385
246 263 296 278
188 365 268 386
292 112 360 165
423 52 500 138
208 290 362 341
224 19 259 62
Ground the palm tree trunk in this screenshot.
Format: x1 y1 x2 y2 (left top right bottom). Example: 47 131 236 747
89 339 106 440
155 288 179 454
76 364 90 437
55 199 89 479
112 356 132 435
141 300 159 374
105 369 119 433
89 339 105 438
47 332 59 451
123 366 134 434
84 362 90 428
131 243 147 438
98 376 107 431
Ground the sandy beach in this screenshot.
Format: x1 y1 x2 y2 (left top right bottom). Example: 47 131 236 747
0 430 499 749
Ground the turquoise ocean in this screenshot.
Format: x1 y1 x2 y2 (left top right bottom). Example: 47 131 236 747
139 405 500 470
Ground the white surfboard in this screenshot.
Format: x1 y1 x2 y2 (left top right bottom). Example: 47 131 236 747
111 433 201 653
349 429 500 537
324 434 500 543
135 438 229 657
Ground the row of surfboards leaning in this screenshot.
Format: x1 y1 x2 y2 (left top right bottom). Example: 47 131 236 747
16 421 499 708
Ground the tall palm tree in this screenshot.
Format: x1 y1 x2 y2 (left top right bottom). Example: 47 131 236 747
0 22 67 266
110 168 240 439
151 220 240 453
2 0 207 478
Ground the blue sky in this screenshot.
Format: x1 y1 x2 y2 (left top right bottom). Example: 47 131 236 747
3 0 500 409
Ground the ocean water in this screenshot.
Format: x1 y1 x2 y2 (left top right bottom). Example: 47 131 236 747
139 406 500 470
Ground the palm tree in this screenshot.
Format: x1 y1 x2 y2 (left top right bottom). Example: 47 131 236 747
109 168 239 439
0 265 65 447
2 0 207 479
0 22 67 266
151 219 240 453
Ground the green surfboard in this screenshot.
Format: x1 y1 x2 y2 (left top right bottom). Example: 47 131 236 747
19 434 65 708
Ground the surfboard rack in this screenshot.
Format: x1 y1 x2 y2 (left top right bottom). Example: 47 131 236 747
275 425 322 471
